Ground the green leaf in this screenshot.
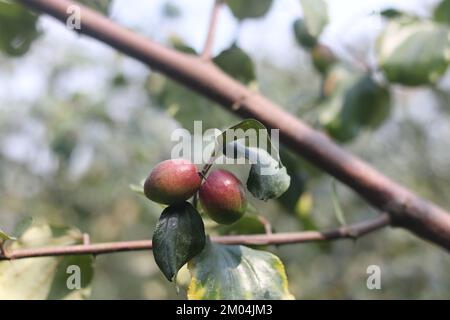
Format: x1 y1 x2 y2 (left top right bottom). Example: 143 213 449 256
380 8 403 19
152 202 206 282
300 0 328 38
331 180 346 226
0 228 15 241
214 44 256 85
219 119 279 162
78 0 112 15
0 225 94 300
434 0 450 25
0 1 40 56
219 119 290 200
226 0 273 20
293 18 317 49
320 71 391 142
188 240 294 300
246 151 291 201
376 18 450 86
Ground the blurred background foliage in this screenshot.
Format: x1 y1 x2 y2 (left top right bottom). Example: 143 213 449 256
0 0 449 299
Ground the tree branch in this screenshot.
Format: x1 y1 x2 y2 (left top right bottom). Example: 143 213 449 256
17 0 450 251
201 0 223 60
0 214 390 260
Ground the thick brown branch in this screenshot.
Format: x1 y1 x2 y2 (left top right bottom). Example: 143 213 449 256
18 0 450 251
0 214 390 260
201 0 223 60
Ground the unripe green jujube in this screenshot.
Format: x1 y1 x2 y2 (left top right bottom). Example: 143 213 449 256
311 44 336 74
144 159 201 205
199 169 247 225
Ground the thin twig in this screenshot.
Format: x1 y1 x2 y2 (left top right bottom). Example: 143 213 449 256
201 0 223 60
0 214 390 261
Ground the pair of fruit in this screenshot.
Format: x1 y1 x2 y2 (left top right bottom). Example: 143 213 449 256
143 159 246 225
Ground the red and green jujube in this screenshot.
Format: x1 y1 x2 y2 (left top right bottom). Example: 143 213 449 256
199 169 247 225
144 159 202 205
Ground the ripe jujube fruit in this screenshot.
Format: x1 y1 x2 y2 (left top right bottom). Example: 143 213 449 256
199 169 247 225
144 159 201 205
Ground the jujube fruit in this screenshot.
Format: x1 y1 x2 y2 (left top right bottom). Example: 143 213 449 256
144 159 201 205
311 44 336 74
199 169 247 225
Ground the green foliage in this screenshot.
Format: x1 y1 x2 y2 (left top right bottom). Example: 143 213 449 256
214 44 256 85
152 202 206 281
226 0 273 20
246 151 291 201
220 119 291 200
293 18 317 49
299 0 328 38
187 239 294 299
0 1 40 56
78 0 113 15
320 69 391 142
0 225 94 299
434 0 450 25
376 18 450 86
146 73 236 132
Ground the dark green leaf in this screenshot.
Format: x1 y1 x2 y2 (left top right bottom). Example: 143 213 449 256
219 120 290 200
300 0 328 38
380 8 403 19
226 0 273 20
220 119 279 162
214 45 256 85
434 0 450 25
226 140 290 200
152 202 206 281
0 1 40 56
320 71 391 142
376 18 450 86
0 225 94 299
188 240 294 299
293 18 317 49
